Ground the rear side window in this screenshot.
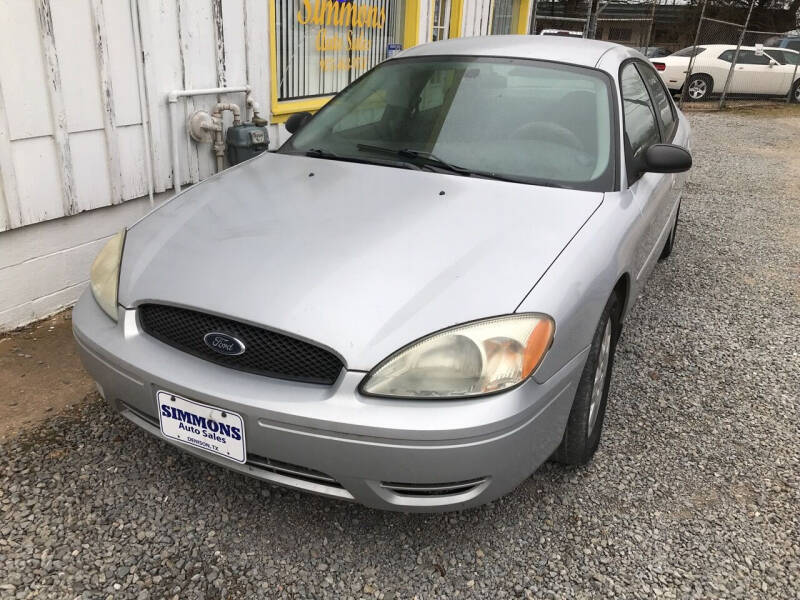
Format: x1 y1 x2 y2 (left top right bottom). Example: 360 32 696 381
786 40 800 52
672 47 705 58
636 62 677 140
620 63 660 181
718 50 735 62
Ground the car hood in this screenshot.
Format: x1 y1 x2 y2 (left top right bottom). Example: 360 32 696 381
120 152 601 371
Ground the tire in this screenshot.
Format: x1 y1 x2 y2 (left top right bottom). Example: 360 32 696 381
686 74 713 102
553 292 620 466
791 80 800 104
659 200 681 260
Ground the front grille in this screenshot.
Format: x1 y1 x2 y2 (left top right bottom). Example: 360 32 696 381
138 304 344 385
380 478 488 497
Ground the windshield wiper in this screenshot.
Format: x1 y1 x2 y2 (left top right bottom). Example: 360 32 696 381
304 147 420 170
356 144 564 188
357 144 471 175
306 147 339 158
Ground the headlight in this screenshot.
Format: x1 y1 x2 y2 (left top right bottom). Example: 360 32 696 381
90 230 126 321
360 314 554 398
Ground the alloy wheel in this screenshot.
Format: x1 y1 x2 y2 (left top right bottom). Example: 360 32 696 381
688 79 707 100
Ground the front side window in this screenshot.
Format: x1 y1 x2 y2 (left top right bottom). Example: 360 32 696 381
636 62 676 140
783 50 800 64
620 63 660 178
281 57 615 191
765 49 800 65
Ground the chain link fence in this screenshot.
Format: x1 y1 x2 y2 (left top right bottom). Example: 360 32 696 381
530 1 593 37
528 0 800 109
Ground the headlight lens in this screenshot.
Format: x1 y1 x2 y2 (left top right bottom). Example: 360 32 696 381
361 314 555 398
90 230 126 321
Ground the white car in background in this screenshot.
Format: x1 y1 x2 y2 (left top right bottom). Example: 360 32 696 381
539 29 584 38
653 44 800 101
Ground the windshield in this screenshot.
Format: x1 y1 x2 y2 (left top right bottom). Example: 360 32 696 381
279 56 615 191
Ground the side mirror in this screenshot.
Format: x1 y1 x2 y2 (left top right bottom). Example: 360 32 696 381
285 111 312 134
644 143 692 173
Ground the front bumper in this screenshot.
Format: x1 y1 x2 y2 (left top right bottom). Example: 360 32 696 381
72 290 587 512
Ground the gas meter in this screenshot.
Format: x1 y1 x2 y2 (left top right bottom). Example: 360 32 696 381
225 123 269 165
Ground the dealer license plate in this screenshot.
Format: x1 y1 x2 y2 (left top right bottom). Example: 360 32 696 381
156 391 246 463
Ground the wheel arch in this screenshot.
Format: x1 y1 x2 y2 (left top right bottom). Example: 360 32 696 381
613 273 631 329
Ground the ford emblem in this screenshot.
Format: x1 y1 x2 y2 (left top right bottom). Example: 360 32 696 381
203 332 246 356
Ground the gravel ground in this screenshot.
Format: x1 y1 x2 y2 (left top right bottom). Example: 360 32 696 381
1 109 799 600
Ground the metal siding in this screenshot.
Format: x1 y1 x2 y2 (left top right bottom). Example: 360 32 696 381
0 77 19 230
117 125 149 200
137 0 181 192
69 129 113 212
178 0 218 182
50 0 105 133
221 0 247 123
90 0 123 206
10 136 64 226
0 0 54 141
104 0 142 127
36 0 77 218
244 0 269 125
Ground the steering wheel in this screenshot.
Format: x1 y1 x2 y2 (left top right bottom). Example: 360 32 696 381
510 121 585 153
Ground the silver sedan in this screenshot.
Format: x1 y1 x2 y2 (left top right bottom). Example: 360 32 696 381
73 35 692 512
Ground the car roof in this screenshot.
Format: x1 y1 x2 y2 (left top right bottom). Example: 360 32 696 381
697 43 799 53
396 35 638 70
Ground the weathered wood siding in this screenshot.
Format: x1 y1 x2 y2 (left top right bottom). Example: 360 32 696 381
0 0 270 232
460 0 493 37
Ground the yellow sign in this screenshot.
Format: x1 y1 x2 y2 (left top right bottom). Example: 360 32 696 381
297 0 387 28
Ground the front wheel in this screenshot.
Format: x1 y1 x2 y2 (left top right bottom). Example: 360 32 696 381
552 292 620 466
686 74 713 102
791 80 800 104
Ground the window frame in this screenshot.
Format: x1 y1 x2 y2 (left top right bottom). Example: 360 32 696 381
633 59 678 143
618 59 664 186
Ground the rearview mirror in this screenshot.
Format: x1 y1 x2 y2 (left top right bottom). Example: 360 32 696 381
644 143 692 174
285 111 312 134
